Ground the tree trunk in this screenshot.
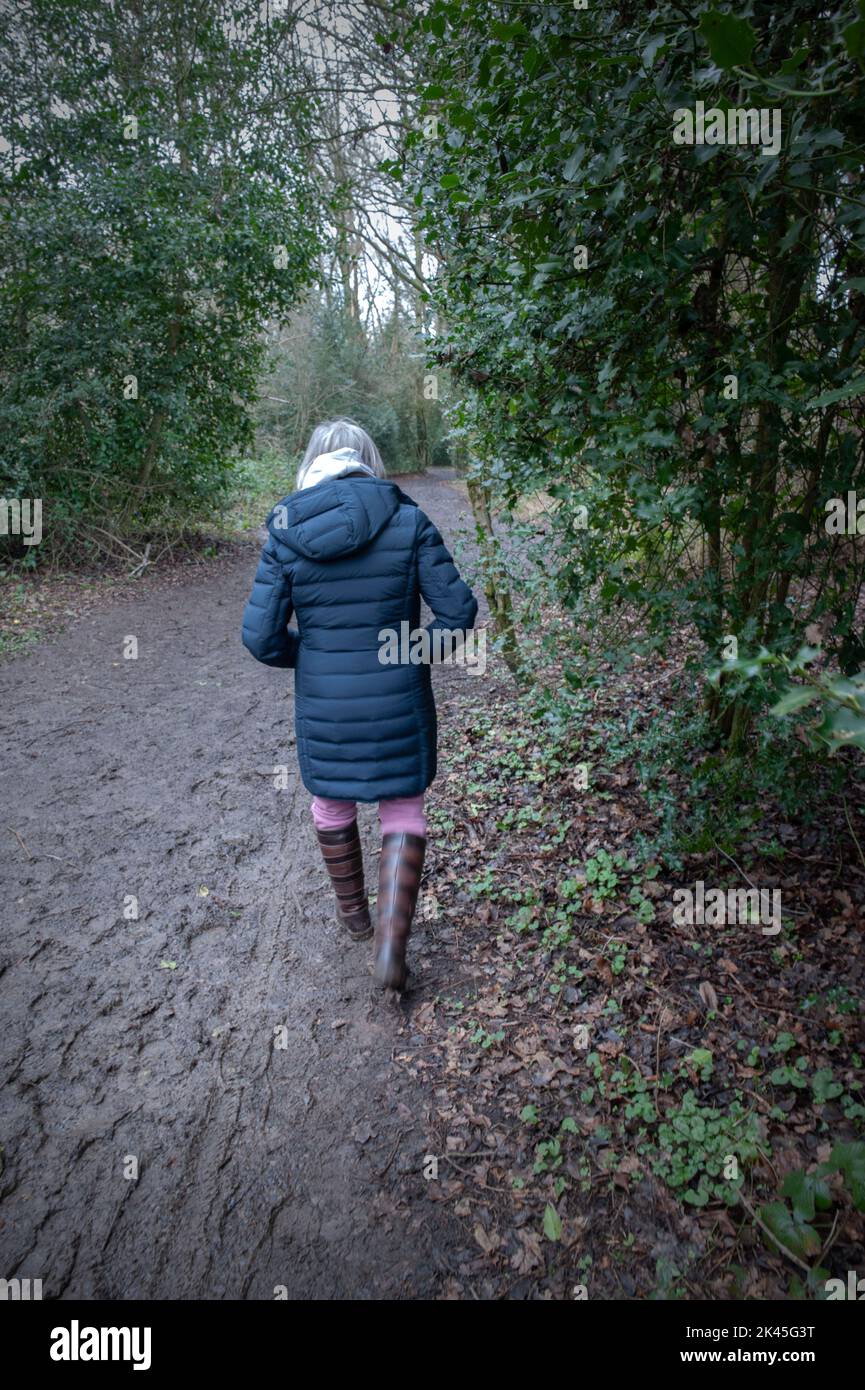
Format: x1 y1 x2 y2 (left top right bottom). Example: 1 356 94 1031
466 476 521 680
413 222 430 470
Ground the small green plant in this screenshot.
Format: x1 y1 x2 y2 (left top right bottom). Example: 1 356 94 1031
572 850 658 922
608 941 628 975
534 1138 563 1175
469 1023 505 1050
757 1141 865 1289
770 1058 810 1090
652 1090 761 1207
582 848 621 899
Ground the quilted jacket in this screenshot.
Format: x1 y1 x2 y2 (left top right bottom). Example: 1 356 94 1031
241 474 478 800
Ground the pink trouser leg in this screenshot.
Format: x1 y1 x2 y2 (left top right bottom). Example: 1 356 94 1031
378 795 427 838
311 795 427 837
310 796 358 831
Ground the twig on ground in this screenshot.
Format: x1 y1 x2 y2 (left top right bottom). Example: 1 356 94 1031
7 826 32 860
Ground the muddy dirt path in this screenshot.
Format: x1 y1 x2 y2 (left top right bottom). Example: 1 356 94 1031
0 476 485 1300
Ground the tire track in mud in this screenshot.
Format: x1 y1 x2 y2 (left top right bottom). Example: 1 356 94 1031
0 475 485 1300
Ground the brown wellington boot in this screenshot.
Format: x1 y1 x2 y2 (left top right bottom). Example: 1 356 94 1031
373 832 426 991
316 822 373 942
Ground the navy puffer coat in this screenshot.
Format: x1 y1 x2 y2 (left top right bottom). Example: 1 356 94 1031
241 475 478 801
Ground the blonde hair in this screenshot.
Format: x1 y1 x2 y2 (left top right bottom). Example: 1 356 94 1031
296 418 386 489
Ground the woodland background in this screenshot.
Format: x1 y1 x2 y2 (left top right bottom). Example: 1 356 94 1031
1 1 864 1299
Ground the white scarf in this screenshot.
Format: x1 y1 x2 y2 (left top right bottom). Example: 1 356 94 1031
299 447 377 490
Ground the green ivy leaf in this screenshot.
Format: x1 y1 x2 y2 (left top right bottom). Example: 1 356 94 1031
543 1203 562 1241
770 686 820 717
698 11 757 69
683 1186 710 1206
826 1141 865 1210
780 1169 832 1222
758 1201 822 1260
843 18 865 61
811 1068 844 1104
805 376 865 410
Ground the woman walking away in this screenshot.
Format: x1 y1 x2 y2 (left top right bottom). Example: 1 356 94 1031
241 419 478 992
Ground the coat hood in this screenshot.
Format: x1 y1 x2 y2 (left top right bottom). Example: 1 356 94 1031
267 476 412 561
297 446 378 490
